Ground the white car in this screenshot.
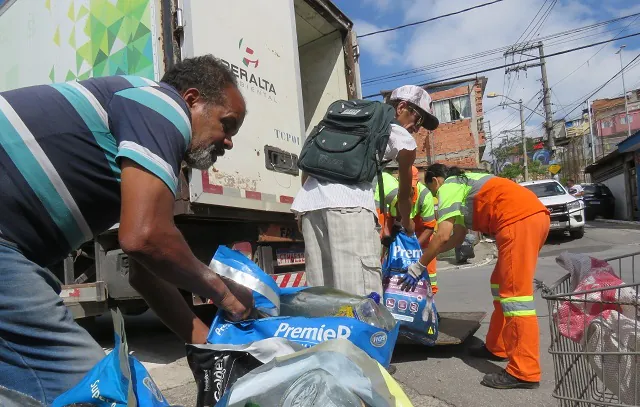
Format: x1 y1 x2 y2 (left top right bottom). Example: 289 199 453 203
520 179 586 239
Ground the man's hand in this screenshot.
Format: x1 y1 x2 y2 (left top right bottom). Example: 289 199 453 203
119 159 254 339
400 261 426 292
220 277 253 321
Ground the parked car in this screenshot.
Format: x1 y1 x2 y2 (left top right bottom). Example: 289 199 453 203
580 183 615 220
520 179 586 239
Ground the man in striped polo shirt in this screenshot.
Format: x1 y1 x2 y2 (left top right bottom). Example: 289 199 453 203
0 55 252 404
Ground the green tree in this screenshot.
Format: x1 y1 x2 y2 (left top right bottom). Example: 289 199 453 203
499 163 523 180
528 159 550 180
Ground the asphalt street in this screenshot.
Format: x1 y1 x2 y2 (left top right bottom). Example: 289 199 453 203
84 220 640 407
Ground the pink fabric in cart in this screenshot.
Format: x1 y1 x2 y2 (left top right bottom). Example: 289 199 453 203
553 253 624 343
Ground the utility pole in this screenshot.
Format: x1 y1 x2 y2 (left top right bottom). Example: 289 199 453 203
485 120 496 174
539 42 555 151
520 99 529 181
504 41 555 151
616 45 631 137
587 98 595 163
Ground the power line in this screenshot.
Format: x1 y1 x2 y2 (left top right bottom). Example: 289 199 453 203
550 15 640 89
363 31 640 99
560 53 640 120
502 0 549 103
504 0 557 102
357 0 506 38
361 12 640 86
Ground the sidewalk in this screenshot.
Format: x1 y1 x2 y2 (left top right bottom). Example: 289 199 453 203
436 240 497 271
591 218 640 227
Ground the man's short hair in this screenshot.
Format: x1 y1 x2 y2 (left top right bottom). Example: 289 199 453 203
161 55 238 104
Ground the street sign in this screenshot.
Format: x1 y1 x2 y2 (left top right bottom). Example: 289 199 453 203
549 164 561 174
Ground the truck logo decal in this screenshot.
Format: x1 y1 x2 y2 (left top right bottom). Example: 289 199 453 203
221 38 277 102
239 38 259 68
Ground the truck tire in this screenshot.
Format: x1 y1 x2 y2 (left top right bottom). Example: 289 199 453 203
570 227 585 239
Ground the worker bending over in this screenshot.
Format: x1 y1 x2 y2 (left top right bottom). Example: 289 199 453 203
403 164 549 389
391 166 438 293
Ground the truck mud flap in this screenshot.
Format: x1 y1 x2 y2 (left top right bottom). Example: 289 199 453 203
397 311 487 346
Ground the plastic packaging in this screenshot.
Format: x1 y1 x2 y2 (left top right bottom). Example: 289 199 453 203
280 287 396 331
207 247 399 367
216 339 414 407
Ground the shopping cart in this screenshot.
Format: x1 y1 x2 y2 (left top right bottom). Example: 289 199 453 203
539 251 640 406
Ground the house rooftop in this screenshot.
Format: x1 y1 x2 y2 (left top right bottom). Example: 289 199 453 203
380 76 488 99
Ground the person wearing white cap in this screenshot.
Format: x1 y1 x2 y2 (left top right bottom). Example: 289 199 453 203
291 85 439 298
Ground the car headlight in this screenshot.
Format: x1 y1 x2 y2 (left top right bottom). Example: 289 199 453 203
567 200 582 211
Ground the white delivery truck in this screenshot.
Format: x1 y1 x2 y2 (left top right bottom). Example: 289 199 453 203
0 0 484 344
0 0 361 319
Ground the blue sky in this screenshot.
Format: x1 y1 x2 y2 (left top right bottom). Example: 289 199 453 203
333 0 640 142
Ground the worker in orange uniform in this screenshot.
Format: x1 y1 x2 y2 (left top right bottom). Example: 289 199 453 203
391 166 438 293
401 163 549 390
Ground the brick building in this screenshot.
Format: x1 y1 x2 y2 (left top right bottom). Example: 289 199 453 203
382 77 488 172
592 89 640 160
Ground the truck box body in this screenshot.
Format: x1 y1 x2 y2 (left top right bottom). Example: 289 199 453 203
0 0 360 317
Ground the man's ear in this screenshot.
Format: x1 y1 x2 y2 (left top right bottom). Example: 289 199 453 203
182 88 202 108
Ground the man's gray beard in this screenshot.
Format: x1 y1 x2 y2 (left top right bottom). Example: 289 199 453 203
184 144 222 170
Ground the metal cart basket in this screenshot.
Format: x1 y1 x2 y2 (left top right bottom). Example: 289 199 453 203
540 251 640 406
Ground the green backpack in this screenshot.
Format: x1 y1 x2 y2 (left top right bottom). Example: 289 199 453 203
298 99 397 185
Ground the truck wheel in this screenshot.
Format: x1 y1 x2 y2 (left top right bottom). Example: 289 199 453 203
570 227 585 239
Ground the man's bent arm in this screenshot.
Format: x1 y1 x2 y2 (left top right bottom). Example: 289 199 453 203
118 159 253 324
418 227 434 247
128 260 210 343
396 149 417 234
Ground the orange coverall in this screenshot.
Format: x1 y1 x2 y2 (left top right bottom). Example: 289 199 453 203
437 173 549 382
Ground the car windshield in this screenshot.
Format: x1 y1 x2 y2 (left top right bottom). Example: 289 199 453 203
583 185 598 194
524 182 567 198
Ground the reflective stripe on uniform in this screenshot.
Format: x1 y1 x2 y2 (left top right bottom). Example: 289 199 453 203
417 187 429 212
441 173 493 229
491 283 500 301
422 214 435 222
438 202 462 218
500 295 536 317
386 188 398 205
428 272 437 286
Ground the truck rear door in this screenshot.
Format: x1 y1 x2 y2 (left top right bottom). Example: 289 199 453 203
182 0 306 213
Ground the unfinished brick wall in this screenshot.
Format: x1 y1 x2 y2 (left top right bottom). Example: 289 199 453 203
413 79 486 168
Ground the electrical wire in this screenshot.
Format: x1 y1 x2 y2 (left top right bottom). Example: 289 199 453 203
560 53 640 120
504 0 557 102
502 0 549 103
357 0 506 38
362 31 640 99
361 12 640 87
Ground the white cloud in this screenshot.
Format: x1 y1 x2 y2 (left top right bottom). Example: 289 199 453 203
362 0 393 12
357 0 640 137
353 19 402 66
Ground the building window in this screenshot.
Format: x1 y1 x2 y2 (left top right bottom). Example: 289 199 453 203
621 115 633 125
601 120 613 129
432 95 471 123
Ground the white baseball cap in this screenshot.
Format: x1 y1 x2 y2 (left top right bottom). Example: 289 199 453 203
390 85 439 130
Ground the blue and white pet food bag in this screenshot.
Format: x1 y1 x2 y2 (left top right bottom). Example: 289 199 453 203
206 246 399 367
382 233 439 346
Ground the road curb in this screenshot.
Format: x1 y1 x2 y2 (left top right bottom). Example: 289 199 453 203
439 255 495 271
591 219 640 227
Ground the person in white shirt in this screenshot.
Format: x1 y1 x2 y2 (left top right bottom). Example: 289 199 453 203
567 179 584 197
291 85 440 297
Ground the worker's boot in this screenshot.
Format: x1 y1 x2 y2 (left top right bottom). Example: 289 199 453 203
481 370 540 390
468 344 507 362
